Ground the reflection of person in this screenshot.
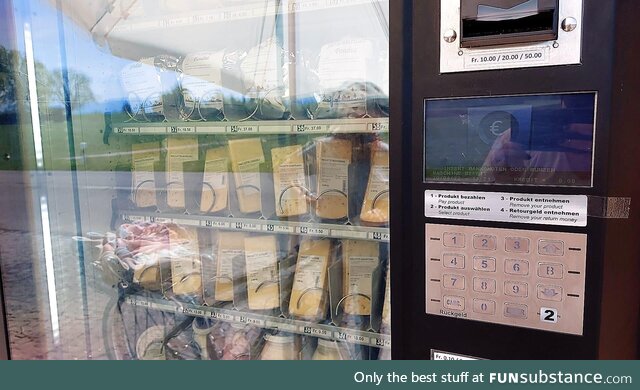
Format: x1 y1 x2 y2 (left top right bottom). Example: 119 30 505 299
481 122 593 186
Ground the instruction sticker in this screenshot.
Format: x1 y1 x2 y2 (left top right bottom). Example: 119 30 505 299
425 190 588 227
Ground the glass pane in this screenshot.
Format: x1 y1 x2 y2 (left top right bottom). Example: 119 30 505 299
0 0 390 360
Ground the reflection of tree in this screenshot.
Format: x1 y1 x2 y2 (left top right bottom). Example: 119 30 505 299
0 46 95 113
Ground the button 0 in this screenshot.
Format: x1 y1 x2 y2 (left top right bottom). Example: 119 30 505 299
504 281 528 298
538 240 564 256
505 237 530 253
473 299 496 315
473 256 496 272
443 232 465 248
473 234 497 250
538 263 564 279
537 284 563 302
443 254 465 269
443 295 465 311
505 259 529 276
504 303 528 319
443 274 465 290
473 277 496 294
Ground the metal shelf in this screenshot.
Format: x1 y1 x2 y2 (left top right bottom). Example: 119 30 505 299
121 212 390 243
113 117 389 136
124 294 391 349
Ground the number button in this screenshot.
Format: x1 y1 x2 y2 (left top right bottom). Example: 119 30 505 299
505 237 530 253
537 263 564 279
538 240 564 256
443 232 465 248
540 307 559 323
504 281 528 298
537 284 563 302
473 277 496 294
504 303 528 319
473 234 497 251
443 274 465 290
442 254 465 269
473 299 496 315
473 256 496 272
443 295 465 311
504 259 529 276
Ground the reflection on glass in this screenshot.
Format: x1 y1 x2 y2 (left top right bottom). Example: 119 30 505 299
0 0 391 360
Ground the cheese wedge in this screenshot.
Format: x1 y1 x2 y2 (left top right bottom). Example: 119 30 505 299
169 225 202 297
342 240 380 316
200 146 229 213
315 138 352 220
289 238 332 320
132 142 161 208
272 145 308 217
214 232 245 302
360 142 389 225
244 235 280 310
166 137 199 209
228 138 265 214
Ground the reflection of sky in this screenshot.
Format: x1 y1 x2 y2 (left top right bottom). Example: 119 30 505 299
7 0 389 110
13 0 130 107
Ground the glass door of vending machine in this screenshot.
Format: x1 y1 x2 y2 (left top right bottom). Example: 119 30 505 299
0 0 391 360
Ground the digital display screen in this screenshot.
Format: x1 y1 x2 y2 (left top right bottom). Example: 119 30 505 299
424 93 596 187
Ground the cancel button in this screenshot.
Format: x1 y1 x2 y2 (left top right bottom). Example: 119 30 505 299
443 295 465 311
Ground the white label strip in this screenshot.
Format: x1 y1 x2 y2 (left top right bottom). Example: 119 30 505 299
464 46 549 70
431 350 480 361
425 190 588 227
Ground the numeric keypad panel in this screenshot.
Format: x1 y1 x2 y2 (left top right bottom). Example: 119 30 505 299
426 224 586 335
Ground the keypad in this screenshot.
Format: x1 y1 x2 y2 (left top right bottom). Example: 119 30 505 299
426 224 587 336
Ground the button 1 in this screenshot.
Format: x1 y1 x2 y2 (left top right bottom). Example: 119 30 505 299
473 299 496 315
442 253 465 269
504 303 528 319
443 232 465 248
504 281 528 298
473 234 497 250
505 259 530 276
537 262 564 279
537 284 563 302
443 274 465 290
443 295 465 311
473 256 496 272
473 277 496 294
505 237 530 253
538 240 564 256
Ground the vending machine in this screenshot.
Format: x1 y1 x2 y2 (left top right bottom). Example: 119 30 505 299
390 0 640 359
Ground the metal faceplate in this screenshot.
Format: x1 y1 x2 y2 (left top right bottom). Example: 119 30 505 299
440 0 584 73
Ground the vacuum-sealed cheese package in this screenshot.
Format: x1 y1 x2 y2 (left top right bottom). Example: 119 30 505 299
241 38 288 120
360 141 389 226
228 138 265 215
244 235 280 310
200 146 229 214
289 238 332 320
272 145 308 217
131 142 161 208
179 51 226 121
166 137 199 210
342 240 380 316
315 137 352 220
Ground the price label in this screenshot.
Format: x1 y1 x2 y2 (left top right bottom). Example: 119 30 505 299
373 337 391 348
301 326 330 337
369 122 389 132
234 222 260 231
154 217 172 224
296 226 329 236
202 220 230 229
264 224 295 234
210 311 234 321
295 124 326 133
369 231 390 242
228 125 258 134
116 127 138 134
172 218 199 226
169 126 196 134
183 307 205 316
331 229 368 239
465 47 549 70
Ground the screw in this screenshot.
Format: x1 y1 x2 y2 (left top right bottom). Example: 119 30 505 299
561 17 578 32
443 29 458 43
